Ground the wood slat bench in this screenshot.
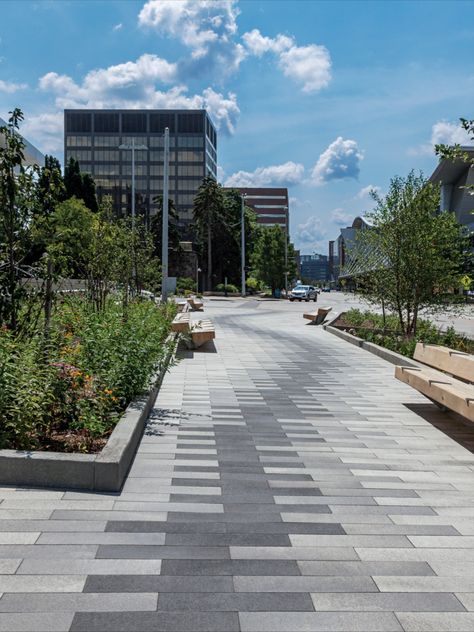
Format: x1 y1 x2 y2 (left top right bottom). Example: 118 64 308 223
187 297 204 311
171 311 215 349
303 307 332 325
171 311 190 334
395 343 474 422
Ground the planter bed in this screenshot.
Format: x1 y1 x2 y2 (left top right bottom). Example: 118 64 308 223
0 334 177 492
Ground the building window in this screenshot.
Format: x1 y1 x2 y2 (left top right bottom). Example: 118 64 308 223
122 112 147 133
178 150 203 163
66 112 92 133
178 113 204 134
149 165 176 177
148 136 176 148
94 136 120 148
66 135 92 147
66 149 92 162
94 150 119 162
177 136 204 148
121 164 148 176
149 113 175 133
94 113 119 133
149 150 177 162
177 165 204 177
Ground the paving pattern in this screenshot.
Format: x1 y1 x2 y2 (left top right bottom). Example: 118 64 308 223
1 298 474 631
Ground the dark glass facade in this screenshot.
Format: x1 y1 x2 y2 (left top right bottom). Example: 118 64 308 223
64 109 217 233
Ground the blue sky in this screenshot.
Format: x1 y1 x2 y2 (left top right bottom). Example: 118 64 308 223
1 0 473 254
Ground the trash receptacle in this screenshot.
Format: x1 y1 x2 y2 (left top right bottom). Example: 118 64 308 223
274 289 281 299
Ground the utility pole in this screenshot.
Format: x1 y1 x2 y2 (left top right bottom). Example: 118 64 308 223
283 206 289 297
241 193 246 298
161 127 170 303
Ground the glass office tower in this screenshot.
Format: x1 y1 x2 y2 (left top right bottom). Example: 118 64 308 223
63 109 217 234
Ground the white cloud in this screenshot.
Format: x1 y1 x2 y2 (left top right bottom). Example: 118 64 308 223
330 208 353 226
311 137 363 185
357 184 381 199
0 79 27 93
225 161 304 187
139 0 245 80
216 165 226 183
242 28 331 93
37 55 240 140
296 215 327 246
431 120 472 147
113 23 123 31
410 120 473 156
21 111 63 153
242 29 293 56
278 44 331 93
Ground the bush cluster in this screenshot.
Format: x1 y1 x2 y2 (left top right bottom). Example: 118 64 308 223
341 309 474 358
0 299 176 452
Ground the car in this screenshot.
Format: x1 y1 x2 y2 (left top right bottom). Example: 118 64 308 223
288 285 318 302
322 287 331 292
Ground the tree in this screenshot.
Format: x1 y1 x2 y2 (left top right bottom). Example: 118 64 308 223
35 155 65 218
252 225 297 296
150 195 182 257
354 171 466 335
0 109 37 332
64 158 98 212
192 176 225 291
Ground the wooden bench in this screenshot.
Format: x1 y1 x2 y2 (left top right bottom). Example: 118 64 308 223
303 307 332 325
171 311 190 334
171 311 215 349
190 319 215 349
395 343 474 422
187 297 204 311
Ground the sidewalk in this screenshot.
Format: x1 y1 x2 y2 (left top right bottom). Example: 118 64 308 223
1 300 474 631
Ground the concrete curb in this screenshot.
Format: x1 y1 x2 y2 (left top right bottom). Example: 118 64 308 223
0 333 178 492
323 324 420 368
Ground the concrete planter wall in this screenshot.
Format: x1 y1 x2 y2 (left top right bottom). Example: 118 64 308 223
0 334 178 492
323 319 420 368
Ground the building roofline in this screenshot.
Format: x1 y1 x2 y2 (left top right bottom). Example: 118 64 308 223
429 146 474 185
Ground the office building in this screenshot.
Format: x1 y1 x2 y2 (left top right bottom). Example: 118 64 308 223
0 116 44 167
300 253 328 282
63 109 217 233
429 147 474 232
223 187 289 232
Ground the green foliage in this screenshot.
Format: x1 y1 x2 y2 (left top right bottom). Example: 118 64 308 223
0 299 176 451
251 225 297 294
215 282 239 293
176 277 196 293
150 195 182 256
64 158 98 212
354 171 466 335
341 308 474 358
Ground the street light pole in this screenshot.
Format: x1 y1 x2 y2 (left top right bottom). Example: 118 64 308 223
162 127 170 304
119 138 148 228
283 206 289 297
196 266 201 294
241 193 246 298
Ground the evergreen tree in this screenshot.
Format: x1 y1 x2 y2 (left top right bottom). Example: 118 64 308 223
150 195 182 257
64 158 98 212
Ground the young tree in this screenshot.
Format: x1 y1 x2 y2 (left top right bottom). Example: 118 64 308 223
355 171 466 335
252 225 297 296
64 158 98 212
193 176 225 290
150 195 182 257
0 109 37 332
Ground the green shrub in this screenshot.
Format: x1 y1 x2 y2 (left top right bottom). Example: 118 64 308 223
0 298 176 451
176 277 196 293
215 283 239 293
340 308 473 358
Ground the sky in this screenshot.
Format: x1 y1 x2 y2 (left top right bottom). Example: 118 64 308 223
1 0 473 255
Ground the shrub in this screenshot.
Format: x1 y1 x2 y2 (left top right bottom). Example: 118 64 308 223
176 277 196 293
215 283 239 293
0 298 176 451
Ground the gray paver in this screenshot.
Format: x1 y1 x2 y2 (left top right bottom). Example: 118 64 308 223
1 300 474 631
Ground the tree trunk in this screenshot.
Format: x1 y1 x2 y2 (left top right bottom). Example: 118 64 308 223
207 224 212 292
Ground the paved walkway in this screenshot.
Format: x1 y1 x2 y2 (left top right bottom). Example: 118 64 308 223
1 299 474 631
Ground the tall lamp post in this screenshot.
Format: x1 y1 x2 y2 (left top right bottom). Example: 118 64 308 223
161 127 170 303
283 206 289 297
119 138 148 229
241 193 247 298
196 266 202 294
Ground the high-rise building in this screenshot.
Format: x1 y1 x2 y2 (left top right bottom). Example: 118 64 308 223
63 109 217 234
222 186 289 232
300 253 328 282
